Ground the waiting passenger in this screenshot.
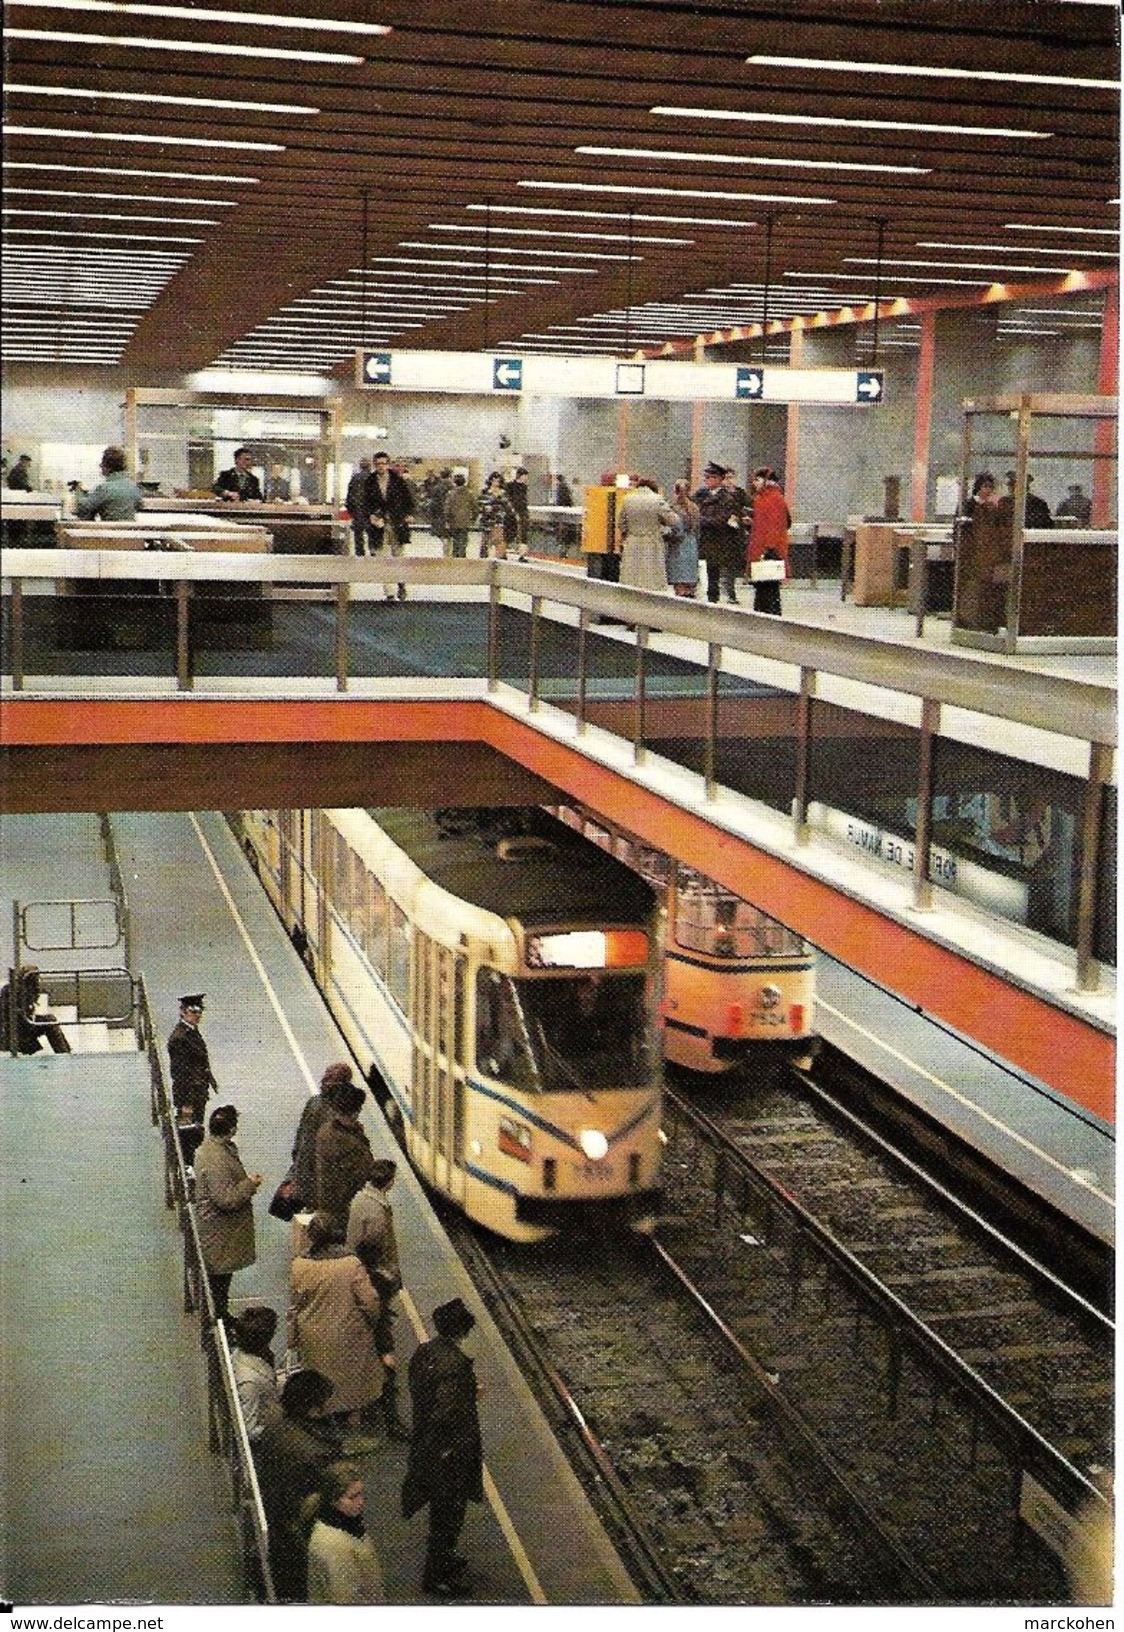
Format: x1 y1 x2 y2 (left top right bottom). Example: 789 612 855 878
74 446 143 521
256 1368 339 1603
192 1104 262 1323
346 1157 411 1441
1056 483 1092 527
7 453 33 491
230 1305 281 1443
0 965 71 1055
306 1462 387 1605
290 1211 384 1445
290 1062 354 1211
314 1080 378 1226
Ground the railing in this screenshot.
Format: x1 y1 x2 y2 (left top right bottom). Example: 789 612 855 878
138 972 276 1603
3 550 1115 990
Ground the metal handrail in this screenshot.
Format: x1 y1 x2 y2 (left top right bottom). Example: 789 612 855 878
137 973 276 1603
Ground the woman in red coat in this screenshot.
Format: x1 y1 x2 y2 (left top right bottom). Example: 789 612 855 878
747 467 791 616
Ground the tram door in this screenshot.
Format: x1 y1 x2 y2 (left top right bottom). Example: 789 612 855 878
279 809 297 922
411 933 465 1204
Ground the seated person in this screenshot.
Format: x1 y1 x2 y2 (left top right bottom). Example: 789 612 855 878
74 447 143 521
0 966 71 1054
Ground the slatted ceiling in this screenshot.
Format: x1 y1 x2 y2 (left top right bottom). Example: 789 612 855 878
2 0 1118 374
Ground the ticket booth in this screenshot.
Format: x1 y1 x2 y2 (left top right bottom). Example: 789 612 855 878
581 475 633 582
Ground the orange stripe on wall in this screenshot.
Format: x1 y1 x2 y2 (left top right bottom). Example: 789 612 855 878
0 698 484 746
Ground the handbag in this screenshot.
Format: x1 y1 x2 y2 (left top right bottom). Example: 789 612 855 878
749 556 785 582
268 1167 303 1221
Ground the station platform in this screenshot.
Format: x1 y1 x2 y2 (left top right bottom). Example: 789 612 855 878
0 809 639 1607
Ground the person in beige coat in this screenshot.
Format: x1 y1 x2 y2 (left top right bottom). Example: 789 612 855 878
290 1212 383 1424
306 1462 386 1605
193 1104 262 1321
616 478 674 593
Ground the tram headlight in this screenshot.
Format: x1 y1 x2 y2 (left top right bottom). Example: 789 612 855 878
578 1128 610 1161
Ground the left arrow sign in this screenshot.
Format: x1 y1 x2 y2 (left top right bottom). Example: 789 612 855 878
362 351 392 383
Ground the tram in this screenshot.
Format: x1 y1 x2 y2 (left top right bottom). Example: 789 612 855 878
238 806 664 1242
552 804 816 1074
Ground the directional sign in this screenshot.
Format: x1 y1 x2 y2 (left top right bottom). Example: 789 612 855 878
856 370 884 403
735 366 764 400
359 350 392 386
493 357 523 391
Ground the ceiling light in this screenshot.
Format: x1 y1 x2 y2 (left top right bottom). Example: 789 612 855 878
1004 224 1118 235
918 241 1116 258
745 53 1119 92
4 124 284 151
467 204 757 228
4 208 217 224
189 370 330 393
4 160 259 183
6 187 236 206
397 240 637 262
375 256 578 277
519 180 835 205
431 222 692 245
651 104 1053 140
5 1 391 33
845 256 1071 273
7 83 318 114
5 227 202 241
576 144 928 175
785 271 991 287
6 27 363 62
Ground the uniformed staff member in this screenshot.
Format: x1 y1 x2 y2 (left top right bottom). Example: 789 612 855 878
168 993 217 1165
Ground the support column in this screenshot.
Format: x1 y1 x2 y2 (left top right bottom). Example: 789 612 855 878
1092 284 1117 526
910 313 937 521
690 337 706 486
784 325 804 500
616 401 631 475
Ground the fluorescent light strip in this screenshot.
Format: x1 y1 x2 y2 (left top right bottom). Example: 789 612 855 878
7 84 319 115
576 145 928 176
651 104 1053 140
430 223 693 246
785 271 990 287
4 208 218 224
745 53 1119 92
6 27 363 62
396 240 636 263
918 241 1116 259
6 187 236 206
996 327 1063 336
1004 223 1118 235
5 1 391 34
5 227 201 241
519 180 835 205
375 257 576 278
467 204 758 229
845 256 1071 273
4 124 284 151
4 160 259 183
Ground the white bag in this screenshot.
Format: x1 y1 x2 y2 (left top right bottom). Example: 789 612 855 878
749 557 785 582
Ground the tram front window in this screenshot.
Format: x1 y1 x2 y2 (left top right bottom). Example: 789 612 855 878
475 968 652 1090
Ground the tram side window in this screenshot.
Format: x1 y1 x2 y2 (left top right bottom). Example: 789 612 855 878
366 872 389 978
387 900 410 1009
349 849 370 947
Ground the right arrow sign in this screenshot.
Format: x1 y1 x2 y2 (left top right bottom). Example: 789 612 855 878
856 370 884 403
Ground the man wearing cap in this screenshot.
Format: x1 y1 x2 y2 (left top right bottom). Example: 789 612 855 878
346 1158 411 1441
694 461 744 605
168 994 217 1165
402 1298 484 1596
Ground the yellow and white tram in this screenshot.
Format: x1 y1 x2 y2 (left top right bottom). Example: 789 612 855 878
238 806 664 1242
553 804 817 1074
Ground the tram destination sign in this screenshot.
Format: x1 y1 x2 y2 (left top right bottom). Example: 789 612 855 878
356 349 886 406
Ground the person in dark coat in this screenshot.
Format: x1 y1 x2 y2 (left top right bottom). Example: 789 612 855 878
256 1369 339 1603
314 1081 377 1226
694 460 744 604
346 1157 410 1441
290 1062 354 1210
0 965 71 1054
167 993 217 1165
213 447 263 501
364 452 415 599
344 458 372 556
402 1297 484 1596
193 1103 262 1321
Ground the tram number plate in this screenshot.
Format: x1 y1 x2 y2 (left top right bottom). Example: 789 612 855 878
578 1161 615 1181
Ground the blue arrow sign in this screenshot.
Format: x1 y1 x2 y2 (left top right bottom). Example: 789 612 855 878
736 366 765 400
362 351 392 385
493 357 523 391
856 370 884 403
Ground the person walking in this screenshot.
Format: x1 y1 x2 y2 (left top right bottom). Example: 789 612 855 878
505 466 531 559
746 466 791 616
364 451 414 599
290 1062 354 1212
345 458 372 556
290 1212 384 1442
444 472 477 558
478 472 517 558
167 993 217 1166
346 1158 410 1441
306 1462 387 1605
193 1104 262 1322
402 1297 484 1597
